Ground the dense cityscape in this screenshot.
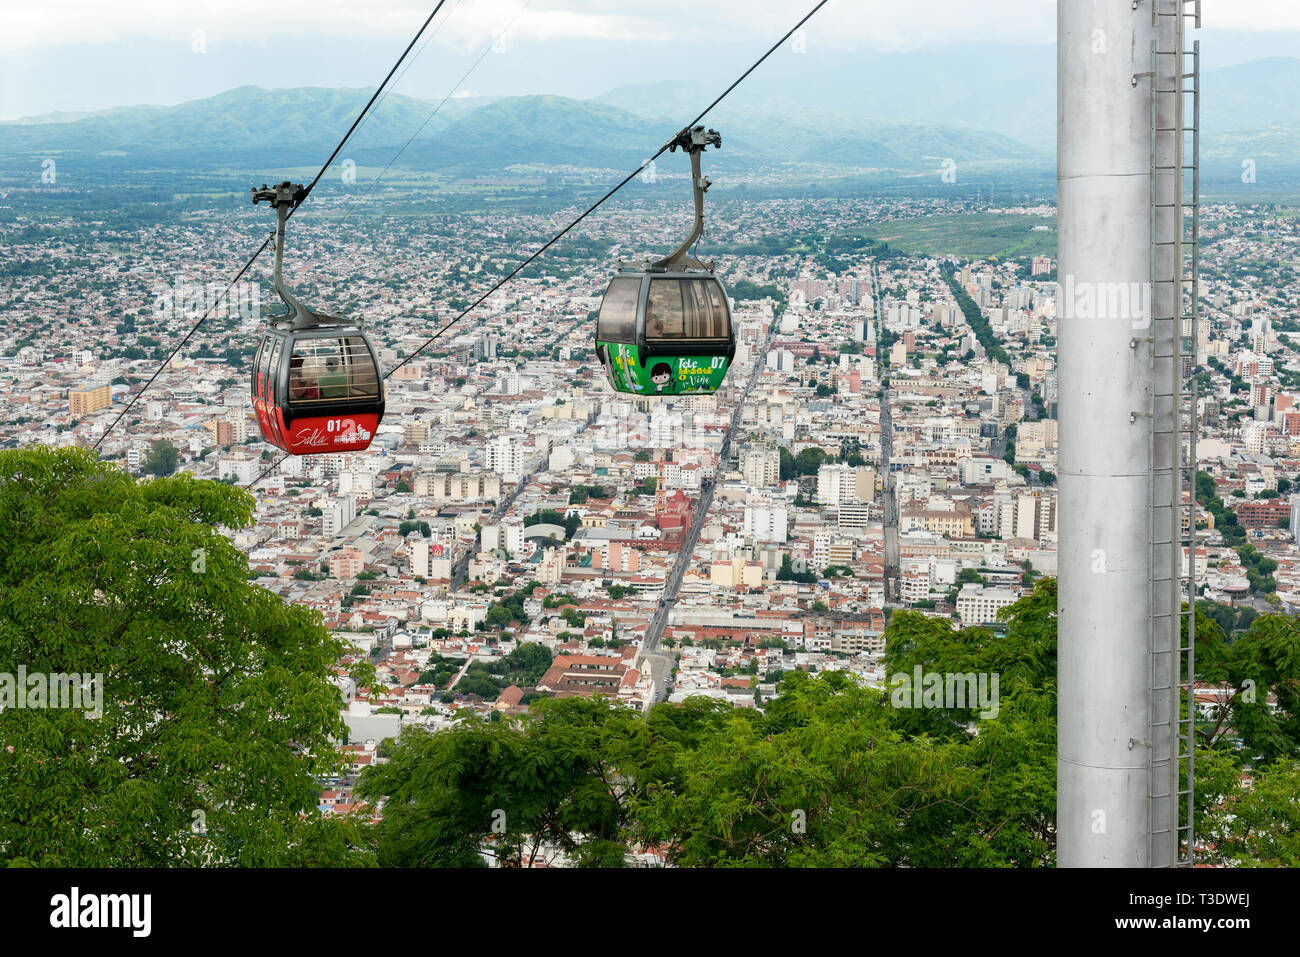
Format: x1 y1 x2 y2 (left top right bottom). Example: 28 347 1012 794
4 4 1300 912
4 180 1300 865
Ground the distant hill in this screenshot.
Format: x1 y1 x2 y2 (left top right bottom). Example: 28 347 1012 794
5 58 1296 182
0 86 484 163
0 85 1042 176
1200 58 1300 162
369 94 681 173
602 55 1300 159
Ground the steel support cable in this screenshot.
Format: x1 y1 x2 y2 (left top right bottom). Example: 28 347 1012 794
386 0 832 379
247 0 831 490
323 0 467 180
92 2 450 450
333 0 534 227
296 1 450 207
242 3 537 492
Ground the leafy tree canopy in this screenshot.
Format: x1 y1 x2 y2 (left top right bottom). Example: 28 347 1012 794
0 448 373 866
141 439 180 477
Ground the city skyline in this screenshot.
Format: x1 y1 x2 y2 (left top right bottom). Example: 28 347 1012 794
2 0 1299 886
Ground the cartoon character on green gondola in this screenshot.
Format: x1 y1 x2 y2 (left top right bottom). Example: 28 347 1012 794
650 362 673 394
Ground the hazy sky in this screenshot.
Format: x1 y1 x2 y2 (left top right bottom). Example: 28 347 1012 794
2 0 1298 118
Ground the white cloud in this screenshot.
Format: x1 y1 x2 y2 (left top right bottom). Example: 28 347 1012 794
1 0 1295 55
1202 0 1300 31
0 0 665 53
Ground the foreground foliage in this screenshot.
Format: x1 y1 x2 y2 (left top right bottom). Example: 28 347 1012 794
361 577 1300 867
0 448 373 866
5 449 1296 867
360 585 1062 867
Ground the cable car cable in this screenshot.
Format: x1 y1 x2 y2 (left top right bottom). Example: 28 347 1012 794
245 0 830 488
384 0 830 380
246 450 291 490
334 0 534 228
92 236 272 451
325 0 466 169
91 1 450 451
244 7 533 486
296 0 451 208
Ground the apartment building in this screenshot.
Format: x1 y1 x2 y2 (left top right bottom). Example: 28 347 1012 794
69 381 110 415
956 584 1020 624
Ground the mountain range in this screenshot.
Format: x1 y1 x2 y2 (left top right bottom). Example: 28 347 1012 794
0 85 1039 177
2 55 1297 183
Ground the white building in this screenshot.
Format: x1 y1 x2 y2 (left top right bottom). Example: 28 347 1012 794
956 584 1019 624
548 446 576 472
486 435 527 482
741 446 781 488
992 487 1057 542
817 463 875 506
228 413 249 444
743 505 789 544
411 539 453 580
960 456 1016 485
216 457 258 485
766 349 796 373
322 496 356 538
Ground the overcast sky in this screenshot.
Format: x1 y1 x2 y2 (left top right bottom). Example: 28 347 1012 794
2 0 1299 118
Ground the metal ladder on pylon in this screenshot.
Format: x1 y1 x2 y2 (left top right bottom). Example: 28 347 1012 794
1144 0 1200 869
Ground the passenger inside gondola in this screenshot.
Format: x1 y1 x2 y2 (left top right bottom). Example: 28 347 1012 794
646 282 680 339
319 356 348 399
289 356 319 400
649 308 666 339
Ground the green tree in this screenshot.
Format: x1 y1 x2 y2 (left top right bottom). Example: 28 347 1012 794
358 696 654 867
496 642 553 684
776 554 816 584
1200 758 1300 865
353 577 1300 869
778 447 796 481
141 439 180 477
793 447 831 476
0 448 373 866
524 509 581 540
485 604 514 629
1194 612 1300 762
